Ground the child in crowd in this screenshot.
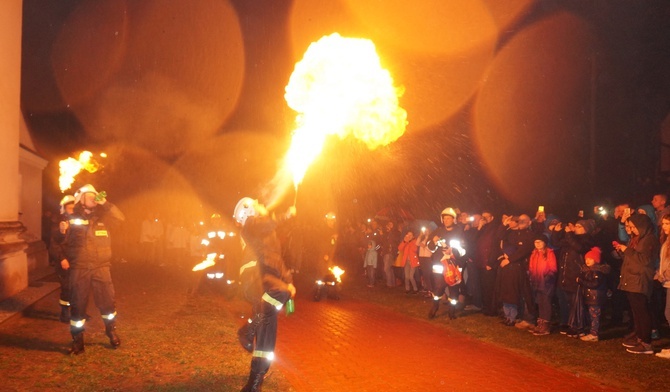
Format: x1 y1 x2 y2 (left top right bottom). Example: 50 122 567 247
363 240 378 288
577 247 610 342
528 234 557 336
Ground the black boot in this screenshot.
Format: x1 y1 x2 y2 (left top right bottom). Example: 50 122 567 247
238 314 262 353
59 305 70 324
70 332 85 355
428 300 439 319
105 321 121 348
240 357 269 392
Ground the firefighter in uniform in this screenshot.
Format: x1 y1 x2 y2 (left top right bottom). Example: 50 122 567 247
233 197 296 392
196 213 241 294
428 207 467 319
63 184 125 354
48 195 75 323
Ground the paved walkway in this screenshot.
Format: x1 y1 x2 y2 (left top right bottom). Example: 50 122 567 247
273 298 617 392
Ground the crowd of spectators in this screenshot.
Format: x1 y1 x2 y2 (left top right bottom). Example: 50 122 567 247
336 193 670 358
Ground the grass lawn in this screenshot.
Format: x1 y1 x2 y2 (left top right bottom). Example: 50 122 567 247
0 262 294 392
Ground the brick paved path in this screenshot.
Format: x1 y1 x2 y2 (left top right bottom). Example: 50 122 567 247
273 298 617 392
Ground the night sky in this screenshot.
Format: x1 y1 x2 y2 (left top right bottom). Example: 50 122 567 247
21 0 670 225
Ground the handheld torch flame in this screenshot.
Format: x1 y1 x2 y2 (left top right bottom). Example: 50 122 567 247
192 253 217 272
58 151 101 192
267 33 407 207
329 265 345 283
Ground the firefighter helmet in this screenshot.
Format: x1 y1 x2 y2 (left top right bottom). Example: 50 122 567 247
440 207 457 220
74 184 99 204
234 197 258 225
59 195 75 214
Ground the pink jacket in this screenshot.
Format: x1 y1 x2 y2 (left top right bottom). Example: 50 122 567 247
398 240 420 268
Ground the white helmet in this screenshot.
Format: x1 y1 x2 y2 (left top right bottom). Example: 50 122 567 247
74 184 99 204
234 197 258 225
440 207 457 220
59 195 75 214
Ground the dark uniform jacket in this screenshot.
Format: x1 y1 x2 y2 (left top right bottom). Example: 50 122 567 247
64 202 125 269
242 214 293 292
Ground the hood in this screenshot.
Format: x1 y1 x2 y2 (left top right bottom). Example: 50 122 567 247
637 204 657 225
629 214 655 239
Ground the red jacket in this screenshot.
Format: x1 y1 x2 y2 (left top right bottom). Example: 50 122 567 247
398 240 420 268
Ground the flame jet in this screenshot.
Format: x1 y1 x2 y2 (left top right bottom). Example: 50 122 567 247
58 151 103 192
265 33 408 207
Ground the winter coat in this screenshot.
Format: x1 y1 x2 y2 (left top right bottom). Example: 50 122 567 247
619 214 658 297
363 241 378 268
398 239 419 268
529 248 557 294
473 218 505 269
657 240 670 289
552 230 594 293
494 228 534 305
578 263 611 306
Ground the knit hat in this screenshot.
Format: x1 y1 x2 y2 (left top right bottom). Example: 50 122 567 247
576 219 595 234
534 233 549 245
584 247 601 263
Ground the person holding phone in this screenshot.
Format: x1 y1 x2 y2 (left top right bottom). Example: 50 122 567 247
551 218 596 336
616 214 658 354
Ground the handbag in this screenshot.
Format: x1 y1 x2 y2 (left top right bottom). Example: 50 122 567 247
443 258 462 286
394 253 404 267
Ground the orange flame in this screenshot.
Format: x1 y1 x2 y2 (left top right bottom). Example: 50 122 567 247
329 265 345 283
58 151 101 192
192 253 217 272
284 33 407 186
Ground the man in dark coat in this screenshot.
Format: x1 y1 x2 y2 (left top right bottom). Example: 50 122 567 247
551 219 596 335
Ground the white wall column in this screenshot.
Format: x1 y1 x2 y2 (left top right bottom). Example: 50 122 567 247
0 0 27 301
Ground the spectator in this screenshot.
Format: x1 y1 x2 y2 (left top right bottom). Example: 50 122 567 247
140 213 164 265
551 219 596 336
616 214 658 355
577 247 610 342
655 214 670 359
528 234 557 336
398 229 420 294
496 215 535 330
166 218 190 266
473 211 505 316
381 221 400 288
363 239 378 288
417 227 435 295
636 204 663 339
651 194 670 230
